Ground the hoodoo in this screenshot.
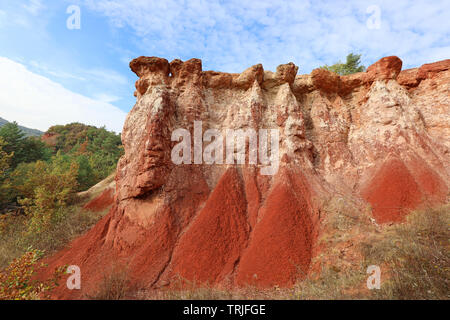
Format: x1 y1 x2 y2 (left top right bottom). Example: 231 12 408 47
39 56 449 298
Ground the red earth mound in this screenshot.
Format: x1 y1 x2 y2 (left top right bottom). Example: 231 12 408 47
236 167 317 287
82 188 115 212
165 167 249 284
39 166 211 299
361 156 447 224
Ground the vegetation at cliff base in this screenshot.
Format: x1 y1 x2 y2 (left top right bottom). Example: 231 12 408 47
0 249 65 300
0 122 122 289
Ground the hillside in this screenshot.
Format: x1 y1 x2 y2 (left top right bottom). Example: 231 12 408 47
0 117 43 137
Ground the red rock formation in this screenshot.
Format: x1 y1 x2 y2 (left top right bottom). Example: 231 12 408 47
365 56 403 82
398 59 450 89
39 56 449 298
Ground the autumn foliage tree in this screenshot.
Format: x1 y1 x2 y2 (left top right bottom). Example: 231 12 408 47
46 123 123 190
0 249 64 300
13 153 79 234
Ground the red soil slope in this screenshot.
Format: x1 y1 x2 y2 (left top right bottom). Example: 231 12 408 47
165 168 249 284
82 188 115 212
407 156 448 202
37 212 114 299
361 157 447 223
236 168 317 287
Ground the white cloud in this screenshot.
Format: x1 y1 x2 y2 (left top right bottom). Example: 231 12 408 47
22 0 44 16
84 68 128 86
27 60 129 86
29 61 87 81
93 93 121 103
83 0 450 72
0 57 127 133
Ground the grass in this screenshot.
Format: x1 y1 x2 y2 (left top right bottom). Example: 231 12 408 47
360 204 449 299
87 264 132 300
0 188 109 300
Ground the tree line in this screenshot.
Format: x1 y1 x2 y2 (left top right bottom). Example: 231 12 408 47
0 122 122 232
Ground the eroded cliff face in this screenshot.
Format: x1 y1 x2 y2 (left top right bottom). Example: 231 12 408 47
41 56 449 298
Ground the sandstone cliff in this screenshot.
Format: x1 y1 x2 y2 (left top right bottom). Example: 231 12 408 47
41 56 449 298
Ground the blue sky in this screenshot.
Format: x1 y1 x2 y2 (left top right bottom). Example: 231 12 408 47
0 0 449 133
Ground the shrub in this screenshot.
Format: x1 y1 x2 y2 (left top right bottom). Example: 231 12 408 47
0 249 64 300
13 155 79 235
321 53 366 75
89 265 131 300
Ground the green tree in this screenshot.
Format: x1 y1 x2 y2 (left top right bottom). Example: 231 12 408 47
0 122 51 168
321 53 366 76
0 137 12 178
45 123 123 190
0 137 14 206
22 137 52 163
17 153 79 234
75 154 95 190
0 122 26 168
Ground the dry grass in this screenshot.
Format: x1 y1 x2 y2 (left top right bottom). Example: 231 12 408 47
291 202 449 300
0 205 107 270
87 264 132 300
0 214 27 269
361 204 449 299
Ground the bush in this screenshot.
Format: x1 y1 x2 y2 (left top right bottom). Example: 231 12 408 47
321 53 366 76
89 265 131 300
12 154 79 235
0 249 64 300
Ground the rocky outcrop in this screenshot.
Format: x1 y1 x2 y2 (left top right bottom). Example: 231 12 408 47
40 56 449 298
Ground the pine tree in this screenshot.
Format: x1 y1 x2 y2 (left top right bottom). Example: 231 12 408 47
321 53 366 76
